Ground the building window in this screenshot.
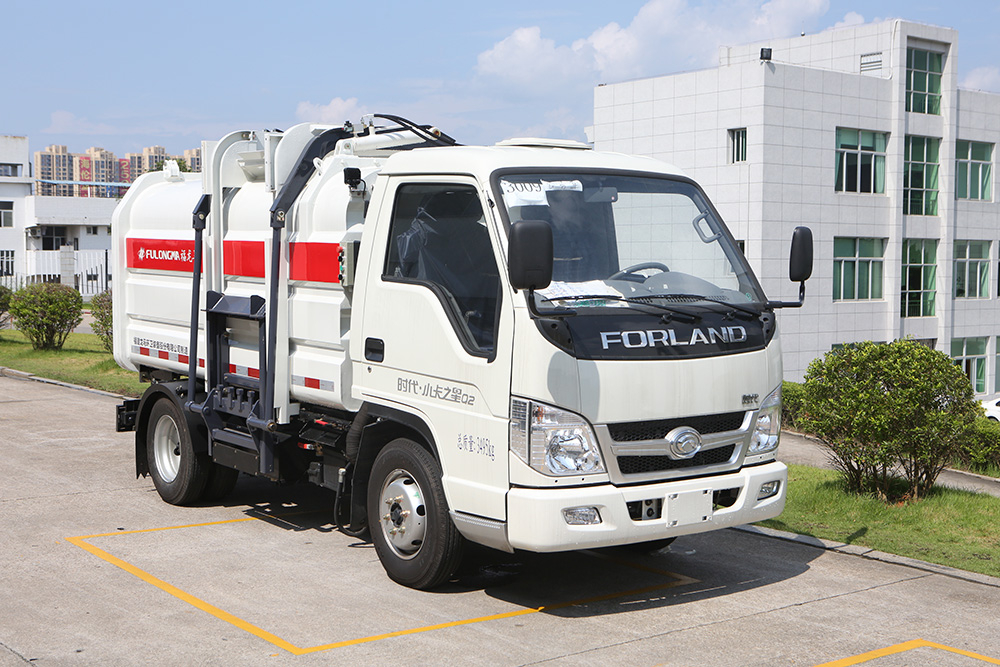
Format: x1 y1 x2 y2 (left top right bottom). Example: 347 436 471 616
904 136 940 216
835 129 887 194
956 140 993 201
86 225 99 235
0 201 12 228
729 128 747 163
954 241 990 298
906 47 943 115
952 337 987 394
0 163 21 177
901 239 937 318
833 237 886 300
0 250 12 276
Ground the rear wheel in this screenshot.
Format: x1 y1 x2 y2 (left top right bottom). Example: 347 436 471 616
367 438 463 589
146 399 208 505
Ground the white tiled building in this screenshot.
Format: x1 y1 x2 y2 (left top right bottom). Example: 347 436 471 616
592 19 1000 394
1 136 115 298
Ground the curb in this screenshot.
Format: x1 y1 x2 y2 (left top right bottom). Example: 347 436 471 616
0 366 127 400
734 524 1000 589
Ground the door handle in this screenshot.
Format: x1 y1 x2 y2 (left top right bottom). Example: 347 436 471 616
365 337 385 362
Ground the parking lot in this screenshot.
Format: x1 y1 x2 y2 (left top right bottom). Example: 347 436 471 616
2 373 999 666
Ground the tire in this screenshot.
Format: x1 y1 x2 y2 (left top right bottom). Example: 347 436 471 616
202 465 240 501
367 438 464 589
146 399 209 505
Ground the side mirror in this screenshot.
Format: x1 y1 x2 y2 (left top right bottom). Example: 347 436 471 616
789 226 813 283
508 220 553 291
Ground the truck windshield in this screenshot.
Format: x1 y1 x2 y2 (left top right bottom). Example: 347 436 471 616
497 172 765 313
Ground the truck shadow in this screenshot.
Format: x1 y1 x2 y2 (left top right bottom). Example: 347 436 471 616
446 531 821 617
213 477 821 618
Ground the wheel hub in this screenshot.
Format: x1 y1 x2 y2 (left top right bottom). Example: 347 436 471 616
152 414 181 483
379 471 426 559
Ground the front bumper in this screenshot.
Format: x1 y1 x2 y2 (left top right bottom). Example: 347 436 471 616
506 461 786 552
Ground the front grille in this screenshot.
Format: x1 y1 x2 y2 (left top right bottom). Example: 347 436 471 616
608 412 746 442
617 444 737 475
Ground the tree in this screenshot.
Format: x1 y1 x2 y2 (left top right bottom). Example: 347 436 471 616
151 158 190 172
802 339 980 500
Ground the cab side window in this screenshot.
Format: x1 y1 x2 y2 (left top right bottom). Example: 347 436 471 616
383 183 500 355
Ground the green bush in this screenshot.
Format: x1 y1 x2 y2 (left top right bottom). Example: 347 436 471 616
9 283 84 350
959 417 1000 473
802 339 979 500
781 380 806 430
0 285 11 329
91 290 113 353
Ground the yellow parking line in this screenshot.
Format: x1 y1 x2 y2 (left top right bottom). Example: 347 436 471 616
67 517 698 656
816 638 1000 666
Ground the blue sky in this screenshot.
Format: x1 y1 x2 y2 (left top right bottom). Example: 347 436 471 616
5 0 998 157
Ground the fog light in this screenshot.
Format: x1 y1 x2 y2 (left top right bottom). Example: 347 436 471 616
562 506 602 525
757 480 781 500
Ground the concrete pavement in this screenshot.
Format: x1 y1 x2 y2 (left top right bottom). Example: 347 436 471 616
2 373 1000 666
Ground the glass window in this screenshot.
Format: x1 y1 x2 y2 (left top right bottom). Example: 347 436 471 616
904 136 940 216
952 337 987 393
0 201 12 228
956 140 993 201
901 239 937 317
496 172 762 316
953 240 990 298
833 237 886 300
0 249 13 276
383 183 500 354
906 47 943 115
729 128 747 163
835 128 887 194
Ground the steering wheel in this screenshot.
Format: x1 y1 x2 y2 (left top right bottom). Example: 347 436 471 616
609 262 670 281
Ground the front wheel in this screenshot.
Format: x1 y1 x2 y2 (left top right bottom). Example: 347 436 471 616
367 439 463 589
146 399 208 505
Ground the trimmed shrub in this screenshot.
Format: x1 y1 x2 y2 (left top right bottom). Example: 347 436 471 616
91 290 114 353
802 339 979 500
781 380 806 430
959 417 1000 473
9 283 83 350
0 284 11 329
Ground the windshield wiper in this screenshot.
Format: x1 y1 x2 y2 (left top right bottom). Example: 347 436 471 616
647 293 763 319
540 294 701 322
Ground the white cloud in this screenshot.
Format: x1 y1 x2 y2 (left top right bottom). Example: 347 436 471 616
295 97 369 124
832 11 865 29
43 110 117 135
961 66 1000 93
476 0 832 93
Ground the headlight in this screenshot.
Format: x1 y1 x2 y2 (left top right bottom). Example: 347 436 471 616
748 386 781 455
510 398 605 476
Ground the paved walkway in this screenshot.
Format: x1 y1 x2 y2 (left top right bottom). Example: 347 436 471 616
779 430 1000 498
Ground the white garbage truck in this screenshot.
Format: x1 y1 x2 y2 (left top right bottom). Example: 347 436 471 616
113 115 812 589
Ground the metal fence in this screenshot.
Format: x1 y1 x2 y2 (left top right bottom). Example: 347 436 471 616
3 249 111 299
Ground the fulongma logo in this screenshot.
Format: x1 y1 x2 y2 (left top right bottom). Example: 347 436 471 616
137 246 193 263
138 247 146 261
600 326 748 349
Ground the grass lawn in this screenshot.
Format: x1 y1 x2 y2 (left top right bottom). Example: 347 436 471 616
0 329 146 397
760 464 1000 578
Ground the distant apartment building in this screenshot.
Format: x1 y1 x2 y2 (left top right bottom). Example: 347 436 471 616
34 143 200 199
593 19 1000 394
184 147 202 172
34 145 75 197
